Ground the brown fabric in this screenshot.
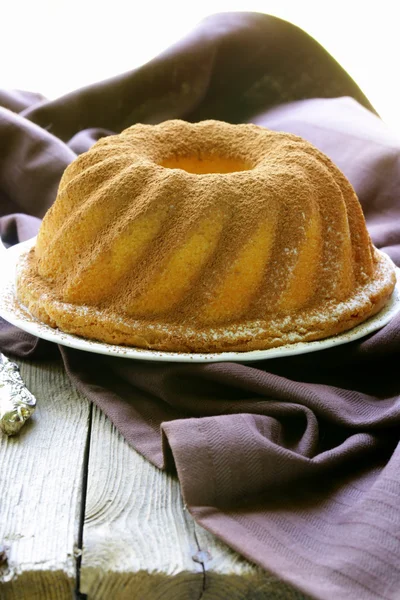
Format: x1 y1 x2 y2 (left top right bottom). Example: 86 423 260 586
1 12 400 600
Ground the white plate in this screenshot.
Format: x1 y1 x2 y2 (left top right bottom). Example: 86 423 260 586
1 237 399 363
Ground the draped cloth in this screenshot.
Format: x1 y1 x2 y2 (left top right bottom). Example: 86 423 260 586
1 13 400 600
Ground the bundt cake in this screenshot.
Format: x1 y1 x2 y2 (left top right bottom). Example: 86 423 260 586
16 120 396 353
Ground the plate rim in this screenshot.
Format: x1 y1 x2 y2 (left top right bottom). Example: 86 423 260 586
1 237 399 363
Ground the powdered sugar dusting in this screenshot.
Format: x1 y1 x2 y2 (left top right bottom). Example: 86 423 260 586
2 239 399 362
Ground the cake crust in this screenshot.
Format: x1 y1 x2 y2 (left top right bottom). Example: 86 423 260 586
15 120 398 353
16 246 396 353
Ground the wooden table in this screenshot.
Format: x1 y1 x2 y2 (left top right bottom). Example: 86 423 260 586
0 359 306 599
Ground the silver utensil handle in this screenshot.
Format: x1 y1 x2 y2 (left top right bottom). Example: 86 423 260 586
0 354 37 436
0 238 37 435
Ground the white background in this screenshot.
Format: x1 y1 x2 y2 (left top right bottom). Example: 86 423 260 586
2 1 399 133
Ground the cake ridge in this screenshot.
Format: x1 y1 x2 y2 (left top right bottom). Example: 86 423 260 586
37 161 153 281
16 119 397 352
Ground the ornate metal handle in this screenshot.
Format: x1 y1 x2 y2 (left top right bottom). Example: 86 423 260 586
0 354 36 436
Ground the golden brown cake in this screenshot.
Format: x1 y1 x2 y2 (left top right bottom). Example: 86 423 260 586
16 120 396 352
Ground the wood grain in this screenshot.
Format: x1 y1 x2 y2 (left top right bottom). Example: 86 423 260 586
81 405 307 599
0 358 307 599
0 359 90 600
80 408 204 599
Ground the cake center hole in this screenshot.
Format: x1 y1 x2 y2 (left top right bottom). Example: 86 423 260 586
161 155 251 175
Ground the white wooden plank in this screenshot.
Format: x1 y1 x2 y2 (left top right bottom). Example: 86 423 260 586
0 359 90 599
80 407 203 599
81 405 306 599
